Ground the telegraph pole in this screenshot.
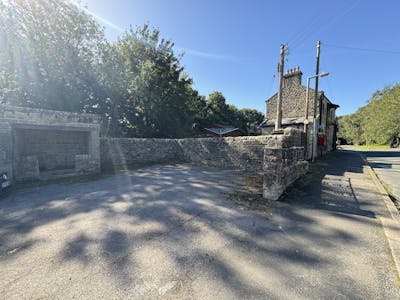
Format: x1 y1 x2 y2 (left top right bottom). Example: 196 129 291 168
314 41 321 122
274 44 285 132
312 40 321 161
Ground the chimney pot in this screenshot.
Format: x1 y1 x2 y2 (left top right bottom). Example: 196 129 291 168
283 66 303 86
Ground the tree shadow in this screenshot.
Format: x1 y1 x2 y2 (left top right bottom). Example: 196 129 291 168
0 154 395 298
360 150 400 158
61 234 93 266
281 150 376 220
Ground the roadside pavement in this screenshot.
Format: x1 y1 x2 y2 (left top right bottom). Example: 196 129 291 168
0 151 399 299
280 148 400 297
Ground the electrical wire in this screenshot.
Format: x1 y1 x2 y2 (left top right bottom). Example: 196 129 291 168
287 0 361 52
266 68 277 98
286 12 325 49
287 15 327 51
323 43 400 55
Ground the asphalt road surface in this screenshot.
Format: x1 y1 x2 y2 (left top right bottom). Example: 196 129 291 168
358 149 400 201
0 160 399 299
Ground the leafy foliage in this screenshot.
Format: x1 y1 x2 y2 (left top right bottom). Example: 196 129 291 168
96 25 203 138
0 0 263 138
0 0 105 111
194 92 264 135
338 85 400 145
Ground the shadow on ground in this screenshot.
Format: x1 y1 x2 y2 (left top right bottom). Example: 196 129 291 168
0 157 399 299
282 150 378 218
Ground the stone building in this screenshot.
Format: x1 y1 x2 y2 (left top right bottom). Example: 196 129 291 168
0 105 100 184
260 67 339 159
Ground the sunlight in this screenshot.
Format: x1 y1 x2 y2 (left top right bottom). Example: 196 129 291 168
70 0 123 32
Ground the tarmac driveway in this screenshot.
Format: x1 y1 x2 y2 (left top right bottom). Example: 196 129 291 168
0 163 399 299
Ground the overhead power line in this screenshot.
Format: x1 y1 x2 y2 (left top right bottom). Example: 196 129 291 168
286 0 361 52
324 43 400 55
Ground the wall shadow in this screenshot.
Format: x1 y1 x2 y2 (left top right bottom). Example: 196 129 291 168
0 152 392 298
281 150 377 221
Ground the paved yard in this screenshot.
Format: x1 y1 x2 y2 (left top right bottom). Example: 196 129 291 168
0 161 399 299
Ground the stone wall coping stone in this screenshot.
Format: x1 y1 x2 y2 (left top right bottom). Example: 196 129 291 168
102 136 277 142
0 105 100 124
10 123 99 132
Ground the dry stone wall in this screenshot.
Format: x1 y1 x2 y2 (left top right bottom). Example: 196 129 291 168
178 136 276 172
101 128 308 200
101 135 279 172
1 106 307 200
100 138 184 170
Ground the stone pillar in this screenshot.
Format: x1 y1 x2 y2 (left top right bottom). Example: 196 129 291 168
262 128 309 200
263 148 284 200
0 122 13 182
85 129 100 173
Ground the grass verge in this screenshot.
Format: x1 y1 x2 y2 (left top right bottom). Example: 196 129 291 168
352 144 391 150
381 182 400 212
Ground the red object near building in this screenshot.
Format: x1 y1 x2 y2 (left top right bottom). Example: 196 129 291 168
318 136 327 147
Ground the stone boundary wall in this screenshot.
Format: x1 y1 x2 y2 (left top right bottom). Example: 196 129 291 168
263 146 308 200
0 122 13 182
178 136 276 172
0 105 101 184
101 135 279 172
101 128 308 200
100 138 184 170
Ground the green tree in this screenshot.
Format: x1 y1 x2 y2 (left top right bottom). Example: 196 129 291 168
0 0 106 111
361 86 400 145
204 92 231 125
0 1 263 138
201 92 263 135
338 84 400 145
110 25 201 138
239 108 264 135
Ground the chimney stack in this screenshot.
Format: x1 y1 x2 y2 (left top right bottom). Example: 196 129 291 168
283 66 302 87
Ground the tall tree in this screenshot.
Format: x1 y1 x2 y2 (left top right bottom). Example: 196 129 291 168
201 92 263 134
239 108 264 135
0 1 263 138
204 92 231 125
110 25 201 138
338 84 400 145
0 0 106 111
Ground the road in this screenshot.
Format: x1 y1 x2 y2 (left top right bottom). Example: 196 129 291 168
356 148 400 201
0 159 399 299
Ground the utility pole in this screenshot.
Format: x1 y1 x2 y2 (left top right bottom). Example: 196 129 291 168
312 40 321 162
304 81 310 132
274 44 285 133
314 40 321 124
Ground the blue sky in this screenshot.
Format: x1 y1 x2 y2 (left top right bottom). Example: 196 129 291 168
79 0 400 116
